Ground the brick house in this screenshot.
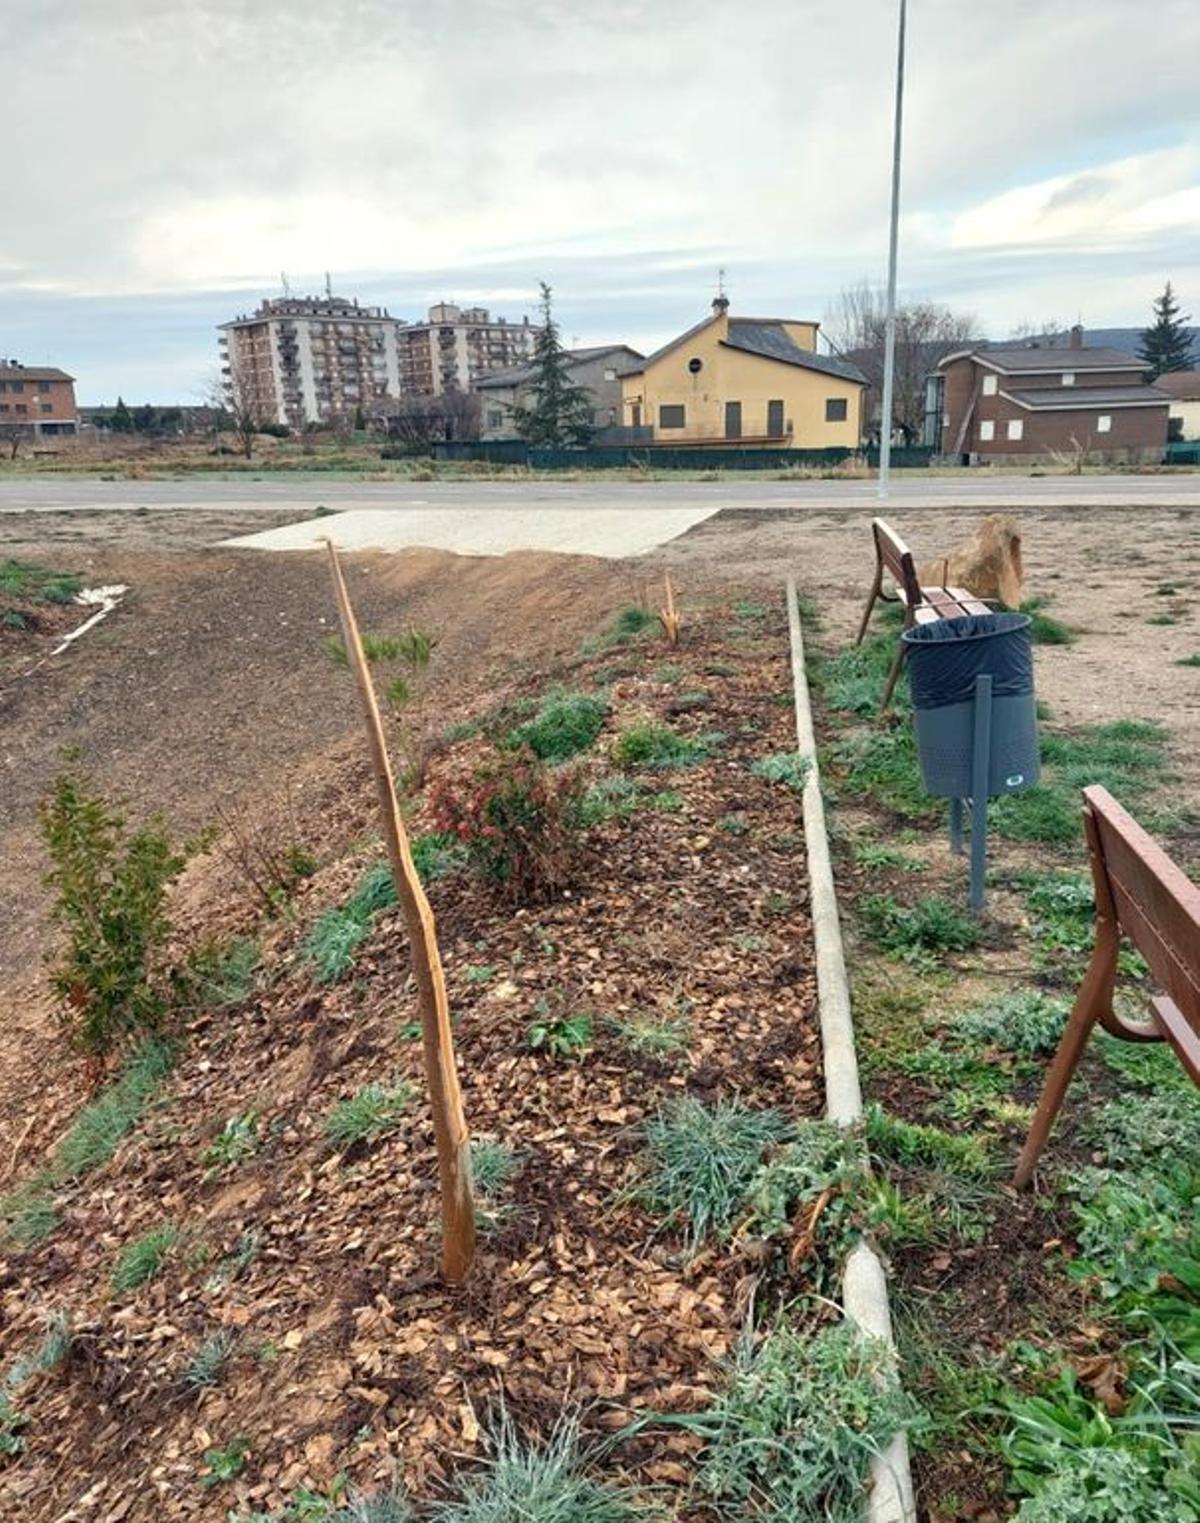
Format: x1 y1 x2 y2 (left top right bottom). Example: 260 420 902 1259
926 329 1169 464
0 360 79 437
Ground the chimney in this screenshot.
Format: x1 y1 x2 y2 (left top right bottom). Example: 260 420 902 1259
1069 324 1084 349
712 295 730 317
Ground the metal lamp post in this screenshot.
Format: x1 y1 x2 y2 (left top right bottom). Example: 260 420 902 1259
877 0 908 500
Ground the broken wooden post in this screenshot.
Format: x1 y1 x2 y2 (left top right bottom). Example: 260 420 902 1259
660 573 680 645
322 541 476 1283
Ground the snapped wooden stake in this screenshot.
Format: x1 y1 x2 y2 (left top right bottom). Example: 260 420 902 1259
322 541 476 1283
660 573 681 645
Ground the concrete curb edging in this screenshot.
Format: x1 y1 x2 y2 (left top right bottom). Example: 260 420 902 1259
786 577 917 1523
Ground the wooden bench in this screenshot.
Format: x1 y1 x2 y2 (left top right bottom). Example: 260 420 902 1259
1014 785 1200 1187
855 518 990 713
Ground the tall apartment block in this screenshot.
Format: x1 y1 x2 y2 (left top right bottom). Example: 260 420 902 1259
398 303 536 396
218 295 403 429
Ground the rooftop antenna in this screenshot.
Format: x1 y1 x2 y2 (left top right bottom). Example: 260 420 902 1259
325 270 333 300
713 266 730 316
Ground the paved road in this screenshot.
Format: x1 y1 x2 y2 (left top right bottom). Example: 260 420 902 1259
1 472 1199 515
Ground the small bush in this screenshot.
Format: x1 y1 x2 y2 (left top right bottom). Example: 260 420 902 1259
112 1223 180 1293
751 752 811 793
326 1084 411 1149
954 991 1069 1057
430 752 587 904
470 1138 521 1198
526 1008 593 1059
642 1097 793 1250
861 894 981 963
612 722 711 770
184 1330 236 1391
39 766 184 1062
507 690 608 762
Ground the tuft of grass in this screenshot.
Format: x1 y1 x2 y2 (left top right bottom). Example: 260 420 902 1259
612 722 712 770
326 1084 411 1150
1176 652 1200 668
610 1012 691 1057
189 937 261 1007
661 1318 918 1521
853 842 926 873
1019 597 1074 645
642 1097 793 1249
0 559 83 606
865 1104 992 1178
410 832 469 883
112 1223 180 1293
53 1037 175 1182
507 690 608 762
751 752 811 793
861 894 982 964
429 1412 647 1523
302 904 370 983
184 1330 236 1391
3 1192 61 1245
830 725 937 820
953 991 1069 1057
470 1138 521 1199
815 632 910 718
580 604 657 655
346 862 399 918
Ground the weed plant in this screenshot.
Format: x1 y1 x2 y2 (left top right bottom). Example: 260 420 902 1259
506 690 608 762
203 1112 260 1169
580 604 658 655
184 1330 236 1390
526 1007 593 1059
610 1012 691 1057
751 753 810 793
112 1223 180 1292
953 991 1069 1057
612 723 713 770
326 1084 411 1149
860 895 981 965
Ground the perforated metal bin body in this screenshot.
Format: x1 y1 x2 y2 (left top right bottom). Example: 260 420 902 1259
901 612 1040 799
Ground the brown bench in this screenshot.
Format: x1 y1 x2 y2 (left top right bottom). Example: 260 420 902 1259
855 518 990 713
1014 785 1200 1187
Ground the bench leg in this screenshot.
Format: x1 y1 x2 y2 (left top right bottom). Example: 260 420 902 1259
1013 917 1118 1188
854 567 883 647
879 638 906 715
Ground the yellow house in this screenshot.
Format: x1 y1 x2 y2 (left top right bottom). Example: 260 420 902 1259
619 298 866 448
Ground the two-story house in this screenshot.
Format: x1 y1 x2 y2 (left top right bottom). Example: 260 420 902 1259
475 345 644 440
0 361 79 438
927 329 1169 463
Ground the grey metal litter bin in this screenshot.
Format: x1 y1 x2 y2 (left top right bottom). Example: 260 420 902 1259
901 612 1040 909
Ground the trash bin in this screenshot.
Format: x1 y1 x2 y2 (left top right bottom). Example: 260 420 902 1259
901 612 1039 799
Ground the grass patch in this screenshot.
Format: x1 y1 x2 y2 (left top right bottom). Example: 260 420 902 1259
189 937 261 1007
829 725 937 820
580 604 657 655
612 722 713 770
852 842 926 873
953 991 1069 1057
865 1104 991 1178
184 1330 236 1391
0 559 82 606
326 1083 411 1149
302 904 370 983
1176 652 1200 668
506 689 608 762
112 1223 180 1293
750 752 810 793
470 1138 521 1199
52 1037 175 1182
860 894 982 965
410 832 469 883
1019 597 1074 646
814 632 909 718
610 1011 691 1057
573 774 684 825
642 1097 793 1250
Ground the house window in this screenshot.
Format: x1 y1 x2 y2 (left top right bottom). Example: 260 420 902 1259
659 404 686 428
486 409 503 428
603 368 616 382
982 374 998 396
0 404 7 413
631 404 642 428
1097 414 1112 433
40 403 52 414
979 419 995 441
38 381 50 393
11 381 24 394
825 397 848 422
14 403 27 415
1007 419 1024 441
1062 372 1075 386
687 358 703 374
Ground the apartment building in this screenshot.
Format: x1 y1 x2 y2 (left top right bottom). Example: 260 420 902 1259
218 295 403 429
399 303 536 396
0 360 78 437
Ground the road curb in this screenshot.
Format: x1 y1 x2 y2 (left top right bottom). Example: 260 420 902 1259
786 577 917 1523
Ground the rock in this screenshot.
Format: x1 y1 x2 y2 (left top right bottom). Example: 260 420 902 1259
919 513 1024 608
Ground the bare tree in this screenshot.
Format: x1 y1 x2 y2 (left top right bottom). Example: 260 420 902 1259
203 369 269 459
382 392 481 452
827 281 981 445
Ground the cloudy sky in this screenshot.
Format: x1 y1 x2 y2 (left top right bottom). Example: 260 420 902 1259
3 0 1198 402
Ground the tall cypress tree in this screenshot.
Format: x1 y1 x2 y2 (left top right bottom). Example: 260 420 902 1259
1138 282 1196 378
511 284 596 447
109 397 134 433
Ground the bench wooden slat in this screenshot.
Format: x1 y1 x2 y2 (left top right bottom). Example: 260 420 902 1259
1151 996 1200 1084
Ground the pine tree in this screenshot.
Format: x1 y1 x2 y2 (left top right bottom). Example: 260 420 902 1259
1138 282 1196 378
511 284 596 448
109 396 134 433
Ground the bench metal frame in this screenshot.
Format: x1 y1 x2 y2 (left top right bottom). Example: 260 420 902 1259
855 518 989 713
1014 785 1200 1187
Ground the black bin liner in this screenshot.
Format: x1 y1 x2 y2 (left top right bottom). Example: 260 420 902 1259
902 612 1033 711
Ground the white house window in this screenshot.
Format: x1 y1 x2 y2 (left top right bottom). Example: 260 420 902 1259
979 420 995 441
603 368 617 382
1098 414 1112 433
1062 372 1075 386
982 374 998 396
1007 419 1024 441
487 409 503 428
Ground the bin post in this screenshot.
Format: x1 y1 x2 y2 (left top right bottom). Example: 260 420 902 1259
969 674 993 912
949 797 964 856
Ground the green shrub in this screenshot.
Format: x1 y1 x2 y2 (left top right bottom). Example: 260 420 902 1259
953 991 1069 1057
861 894 981 963
526 1008 593 1059
507 690 608 761
675 1319 917 1521
612 722 711 770
642 1097 793 1250
39 766 184 1061
112 1223 180 1292
184 1330 236 1391
751 752 811 793
326 1083 411 1149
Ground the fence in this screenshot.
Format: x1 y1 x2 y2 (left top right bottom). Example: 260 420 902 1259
420 441 935 471
1166 441 1200 466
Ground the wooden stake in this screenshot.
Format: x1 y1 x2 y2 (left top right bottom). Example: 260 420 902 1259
660 573 680 645
323 541 476 1282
